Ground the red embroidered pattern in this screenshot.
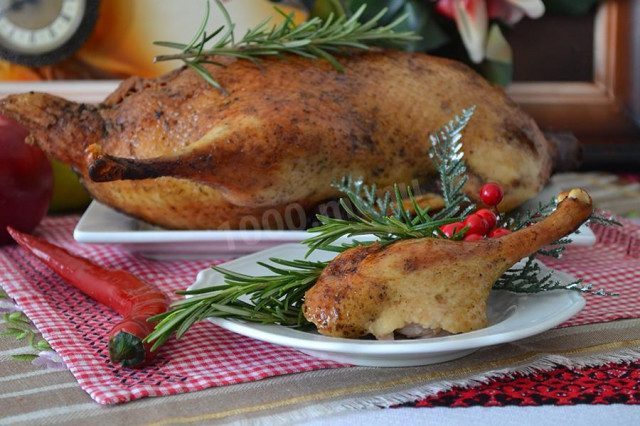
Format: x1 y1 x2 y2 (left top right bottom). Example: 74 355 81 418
405 361 640 407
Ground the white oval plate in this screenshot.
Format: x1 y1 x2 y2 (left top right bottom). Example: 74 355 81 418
74 201 596 259
189 243 586 367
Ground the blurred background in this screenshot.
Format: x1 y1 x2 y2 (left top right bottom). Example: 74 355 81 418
0 0 637 213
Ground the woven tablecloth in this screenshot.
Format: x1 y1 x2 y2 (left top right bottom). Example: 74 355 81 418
1 215 346 405
1 215 639 405
1 172 640 424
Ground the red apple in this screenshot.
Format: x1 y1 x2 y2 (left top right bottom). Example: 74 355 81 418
0 114 53 244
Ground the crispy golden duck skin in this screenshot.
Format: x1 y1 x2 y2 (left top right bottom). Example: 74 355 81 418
303 188 593 339
0 50 552 230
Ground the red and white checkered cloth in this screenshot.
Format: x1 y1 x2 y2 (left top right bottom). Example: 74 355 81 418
543 218 640 326
0 216 639 405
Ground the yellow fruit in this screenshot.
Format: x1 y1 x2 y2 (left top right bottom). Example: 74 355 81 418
48 159 92 213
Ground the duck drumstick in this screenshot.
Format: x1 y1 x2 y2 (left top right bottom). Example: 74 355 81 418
303 188 593 339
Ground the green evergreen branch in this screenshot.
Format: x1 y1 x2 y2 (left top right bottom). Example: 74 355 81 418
536 240 568 259
302 184 464 253
429 106 476 220
154 0 420 92
589 211 622 227
504 201 623 260
493 256 617 295
145 258 325 350
331 175 400 221
501 198 556 231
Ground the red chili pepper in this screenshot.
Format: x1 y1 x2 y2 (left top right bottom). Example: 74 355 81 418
6 226 170 368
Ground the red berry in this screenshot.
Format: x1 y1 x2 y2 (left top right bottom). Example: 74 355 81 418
475 209 497 230
440 221 465 238
480 183 504 207
463 214 489 236
463 233 484 242
488 228 512 238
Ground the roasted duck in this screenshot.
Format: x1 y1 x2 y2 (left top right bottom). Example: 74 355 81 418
303 188 593 339
0 50 553 230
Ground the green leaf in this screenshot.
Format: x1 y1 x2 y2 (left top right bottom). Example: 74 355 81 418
12 354 39 361
153 40 189 50
36 339 52 350
109 331 146 368
485 24 511 64
0 327 25 337
477 24 513 86
478 59 513 87
186 62 227 95
308 45 344 71
345 0 447 52
8 311 22 320
14 331 28 340
394 0 449 52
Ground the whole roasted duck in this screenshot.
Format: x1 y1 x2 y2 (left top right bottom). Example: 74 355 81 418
303 188 593 339
0 50 553 230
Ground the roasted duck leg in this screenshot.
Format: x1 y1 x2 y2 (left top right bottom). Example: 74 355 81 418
303 188 593 339
0 50 552 230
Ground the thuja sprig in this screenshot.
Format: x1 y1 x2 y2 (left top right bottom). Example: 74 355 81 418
504 194 622 233
495 199 621 294
493 256 616 296
429 106 477 220
503 199 622 259
502 197 556 231
153 0 420 93
588 211 622 227
535 238 571 259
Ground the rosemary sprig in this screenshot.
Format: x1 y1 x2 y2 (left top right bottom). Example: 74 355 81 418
331 175 408 222
145 258 325 350
153 0 420 92
303 183 461 254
